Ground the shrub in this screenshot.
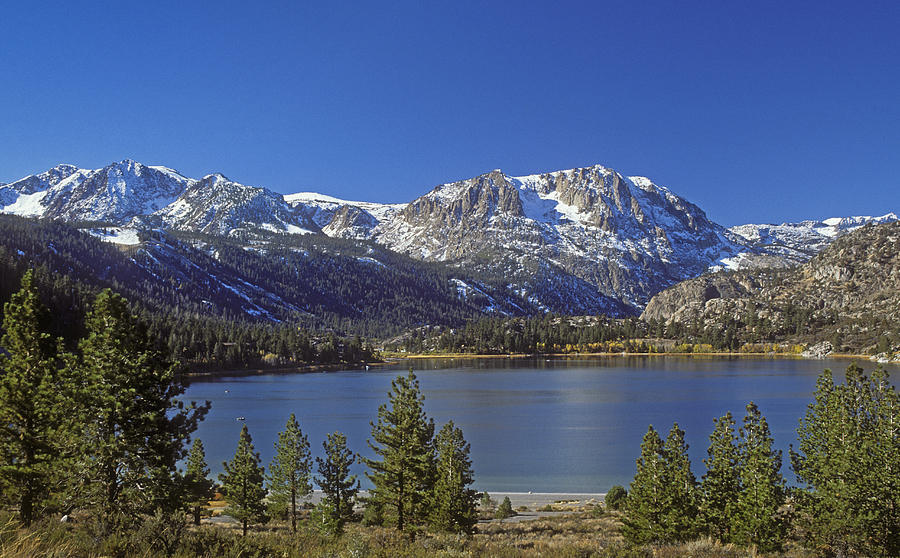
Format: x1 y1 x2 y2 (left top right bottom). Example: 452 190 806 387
605 485 627 511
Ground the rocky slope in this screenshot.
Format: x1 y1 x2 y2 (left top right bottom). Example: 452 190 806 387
359 166 749 313
641 221 900 353
728 213 898 265
149 173 319 237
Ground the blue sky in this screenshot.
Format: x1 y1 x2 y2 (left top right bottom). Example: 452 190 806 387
1 1 897 225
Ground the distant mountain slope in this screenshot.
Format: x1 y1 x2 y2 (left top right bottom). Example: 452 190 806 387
150 173 319 237
2 159 895 317
641 221 900 353
284 192 405 239
0 160 318 239
0 215 537 335
0 161 191 222
728 213 898 264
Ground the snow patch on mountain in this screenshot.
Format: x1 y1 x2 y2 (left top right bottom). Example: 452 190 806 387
3 190 48 216
86 227 142 245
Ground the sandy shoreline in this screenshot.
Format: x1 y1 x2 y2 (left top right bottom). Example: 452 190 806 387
300 490 606 510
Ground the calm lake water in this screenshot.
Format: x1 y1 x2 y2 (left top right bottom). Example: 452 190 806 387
182 357 897 493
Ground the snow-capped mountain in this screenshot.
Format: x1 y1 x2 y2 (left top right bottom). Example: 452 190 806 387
0 160 191 223
2 159 894 316
728 213 899 263
284 192 405 239
347 166 747 312
150 173 318 237
0 160 317 238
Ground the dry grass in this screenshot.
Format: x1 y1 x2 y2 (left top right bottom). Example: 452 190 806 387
0 509 820 558
0 517 78 558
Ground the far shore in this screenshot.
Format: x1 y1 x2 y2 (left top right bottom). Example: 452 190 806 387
184 351 887 380
389 351 878 361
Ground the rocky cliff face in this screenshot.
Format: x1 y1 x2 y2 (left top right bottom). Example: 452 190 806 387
366 165 746 313
640 272 775 322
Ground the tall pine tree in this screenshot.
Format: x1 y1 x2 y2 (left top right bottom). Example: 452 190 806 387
622 425 667 545
363 369 435 532
700 412 740 542
0 270 71 525
71 290 208 530
428 421 477 534
731 402 786 552
267 413 312 533
792 365 899 557
315 431 358 535
661 422 698 542
219 424 267 536
183 439 214 526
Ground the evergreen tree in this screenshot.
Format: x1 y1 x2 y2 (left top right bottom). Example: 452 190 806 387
363 369 435 532
315 431 359 534
792 365 899 557
661 422 699 542
183 439 214 526
267 413 312 533
72 289 208 531
0 270 71 525
495 496 516 519
622 425 667 545
219 425 267 536
428 421 477 534
731 402 786 552
700 412 740 542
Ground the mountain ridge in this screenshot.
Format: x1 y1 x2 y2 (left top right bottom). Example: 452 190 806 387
1 159 895 317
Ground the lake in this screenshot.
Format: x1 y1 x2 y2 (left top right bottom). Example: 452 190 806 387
182 356 897 493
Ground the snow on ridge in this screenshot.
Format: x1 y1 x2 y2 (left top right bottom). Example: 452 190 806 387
3 190 48 216
285 192 406 220
511 163 614 185
731 213 898 243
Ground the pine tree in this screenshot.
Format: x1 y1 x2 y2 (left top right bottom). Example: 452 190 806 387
700 412 740 542
661 422 699 542
363 369 435 532
267 413 312 533
0 270 71 526
219 425 267 536
495 496 516 519
72 290 209 530
428 421 477 533
622 425 667 545
792 365 899 557
183 439 214 526
731 402 786 552
315 431 359 534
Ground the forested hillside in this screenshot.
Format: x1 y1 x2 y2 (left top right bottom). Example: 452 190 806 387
0 215 532 369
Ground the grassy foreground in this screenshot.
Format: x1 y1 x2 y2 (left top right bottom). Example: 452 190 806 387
0 510 817 558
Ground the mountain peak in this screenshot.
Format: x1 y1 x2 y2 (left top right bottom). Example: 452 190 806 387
202 172 231 184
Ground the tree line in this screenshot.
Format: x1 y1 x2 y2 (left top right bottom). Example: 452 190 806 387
621 364 899 556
